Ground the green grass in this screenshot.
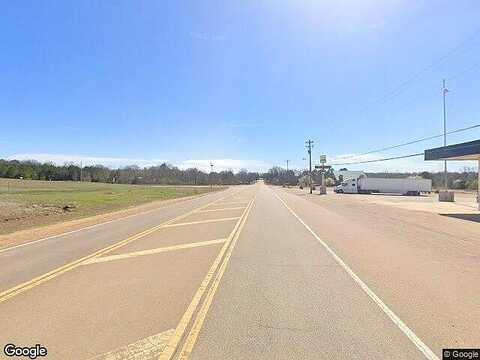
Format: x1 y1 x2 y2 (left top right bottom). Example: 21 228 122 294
0 178 222 234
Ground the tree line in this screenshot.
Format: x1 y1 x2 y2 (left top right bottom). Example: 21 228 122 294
1 158 477 190
0 159 259 185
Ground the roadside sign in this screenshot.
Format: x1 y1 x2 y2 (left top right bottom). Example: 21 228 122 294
320 155 327 164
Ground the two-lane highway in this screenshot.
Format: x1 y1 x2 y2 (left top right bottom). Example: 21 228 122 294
1 182 478 359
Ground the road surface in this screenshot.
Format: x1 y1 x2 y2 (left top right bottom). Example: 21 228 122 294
0 182 478 359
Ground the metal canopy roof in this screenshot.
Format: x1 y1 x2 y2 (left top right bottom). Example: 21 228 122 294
425 139 480 161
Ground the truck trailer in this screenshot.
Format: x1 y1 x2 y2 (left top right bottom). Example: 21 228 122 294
335 174 432 195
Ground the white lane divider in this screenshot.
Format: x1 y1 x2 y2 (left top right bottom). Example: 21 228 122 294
273 191 440 360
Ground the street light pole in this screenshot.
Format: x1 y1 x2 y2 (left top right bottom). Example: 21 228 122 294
284 159 290 187
210 162 214 188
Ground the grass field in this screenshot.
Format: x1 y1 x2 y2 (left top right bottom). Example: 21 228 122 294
0 178 220 235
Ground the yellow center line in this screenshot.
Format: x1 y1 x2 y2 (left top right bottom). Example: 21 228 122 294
178 196 256 360
158 198 255 360
82 238 228 265
88 328 174 359
162 217 240 228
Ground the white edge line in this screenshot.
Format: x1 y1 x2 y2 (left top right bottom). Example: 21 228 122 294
273 190 439 360
0 190 225 254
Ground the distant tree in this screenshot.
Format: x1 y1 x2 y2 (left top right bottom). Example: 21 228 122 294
0 158 260 186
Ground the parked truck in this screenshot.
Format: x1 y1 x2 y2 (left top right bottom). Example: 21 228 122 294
334 174 431 195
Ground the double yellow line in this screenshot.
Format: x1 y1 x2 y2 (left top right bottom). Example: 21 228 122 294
0 189 246 304
159 196 256 360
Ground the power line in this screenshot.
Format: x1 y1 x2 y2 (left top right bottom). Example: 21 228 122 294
330 153 424 166
331 142 480 166
447 60 480 82
365 27 480 109
348 26 480 127
339 123 480 160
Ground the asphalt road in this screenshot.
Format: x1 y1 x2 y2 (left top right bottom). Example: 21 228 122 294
1 182 478 359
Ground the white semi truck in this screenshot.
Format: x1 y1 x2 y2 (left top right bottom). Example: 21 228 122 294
335 174 432 195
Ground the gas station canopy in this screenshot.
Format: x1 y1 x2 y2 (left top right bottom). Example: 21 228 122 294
424 139 480 161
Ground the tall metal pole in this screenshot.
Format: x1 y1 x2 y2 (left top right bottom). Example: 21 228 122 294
80 160 83 182
443 79 448 190
210 162 214 188
283 160 290 187
305 140 314 194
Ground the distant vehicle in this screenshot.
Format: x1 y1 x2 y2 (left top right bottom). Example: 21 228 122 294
334 174 431 196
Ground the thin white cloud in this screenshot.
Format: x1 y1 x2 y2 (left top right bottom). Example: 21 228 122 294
179 159 271 173
7 153 168 169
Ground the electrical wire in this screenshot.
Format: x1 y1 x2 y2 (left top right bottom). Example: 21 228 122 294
365 27 480 108
330 153 424 166
338 123 480 160
330 141 480 166
447 61 480 82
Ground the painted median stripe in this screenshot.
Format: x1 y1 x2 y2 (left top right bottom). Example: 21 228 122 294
212 201 249 206
196 207 245 213
272 190 439 360
88 328 174 359
82 238 228 265
163 217 240 228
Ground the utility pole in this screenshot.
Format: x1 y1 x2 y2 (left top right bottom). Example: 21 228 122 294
305 140 314 194
210 162 214 188
80 160 83 182
443 79 449 190
284 160 290 187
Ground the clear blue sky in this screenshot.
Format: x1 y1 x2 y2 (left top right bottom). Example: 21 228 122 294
1 1 480 172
